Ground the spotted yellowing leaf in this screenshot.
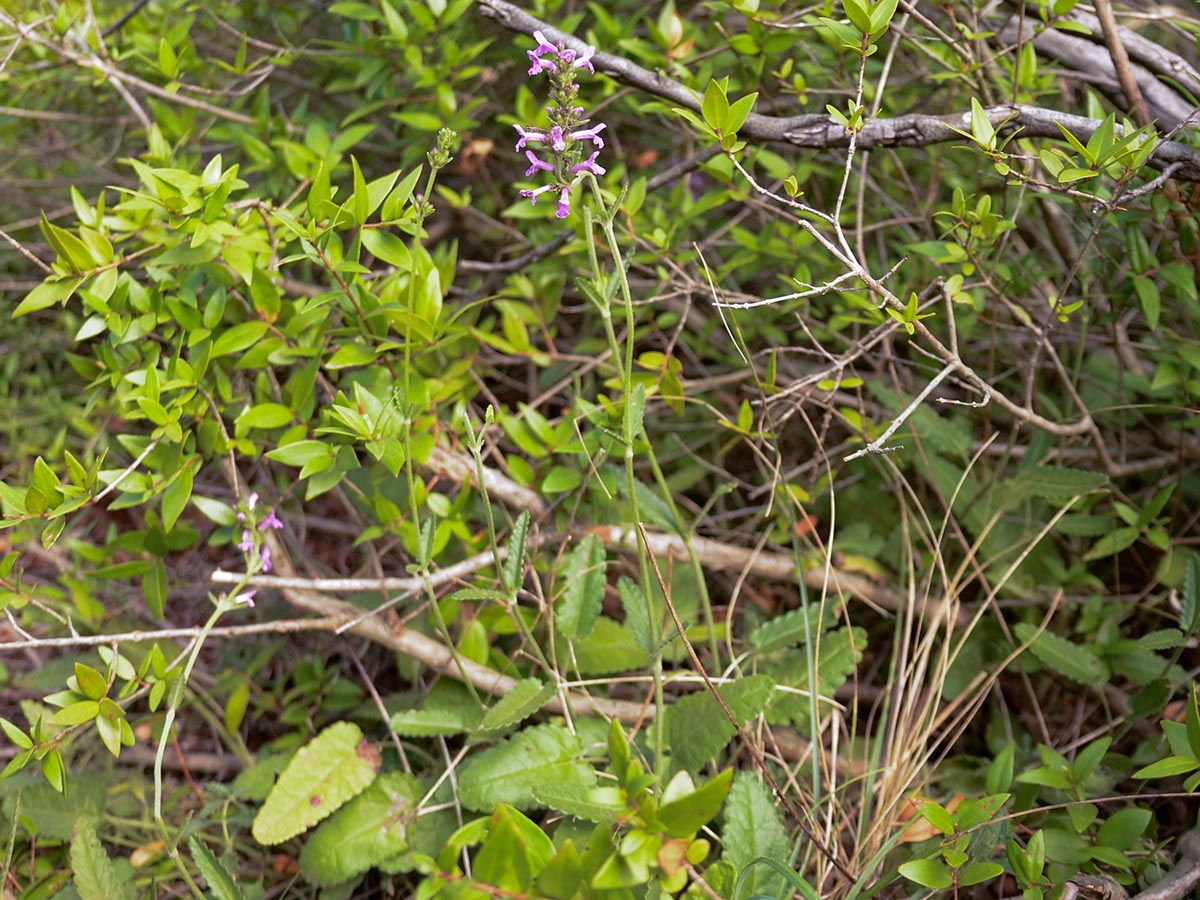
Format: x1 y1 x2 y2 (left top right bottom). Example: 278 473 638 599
252 722 381 845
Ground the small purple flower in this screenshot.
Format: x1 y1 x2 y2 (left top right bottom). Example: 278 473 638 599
531 30 557 56
556 186 571 218
524 151 555 177
528 54 556 76
570 151 606 176
234 590 256 608
513 125 546 152
238 529 255 553
260 508 285 531
570 123 606 149
260 544 272 573
519 184 557 204
247 492 258 511
549 125 566 152
571 46 595 73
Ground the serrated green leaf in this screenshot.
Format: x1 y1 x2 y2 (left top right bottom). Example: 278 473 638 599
458 723 596 812
299 772 420 887
723 773 788 896
252 722 381 845
1014 623 1107 684
556 533 606 641
531 782 624 822
504 510 532 595
665 675 774 772
189 836 246 900
479 678 555 732
71 818 133 900
571 616 651 675
748 602 832 655
618 575 657 653
1006 467 1108 503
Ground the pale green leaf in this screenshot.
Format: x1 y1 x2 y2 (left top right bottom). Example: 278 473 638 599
1014 623 1108 684
723 772 789 896
188 836 246 900
299 773 420 887
556 532 606 640
479 678 555 732
665 675 774 772
252 722 381 845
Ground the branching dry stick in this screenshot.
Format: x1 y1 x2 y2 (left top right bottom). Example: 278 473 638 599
212 523 899 611
476 0 1200 181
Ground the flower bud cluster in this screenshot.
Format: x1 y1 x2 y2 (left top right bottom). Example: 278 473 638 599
515 31 606 218
234 491 284 576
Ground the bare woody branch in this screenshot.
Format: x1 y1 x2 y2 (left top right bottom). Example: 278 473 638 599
477 0 1200 182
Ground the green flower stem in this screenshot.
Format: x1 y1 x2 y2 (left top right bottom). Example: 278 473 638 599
153 578 252 900
582 186 666 780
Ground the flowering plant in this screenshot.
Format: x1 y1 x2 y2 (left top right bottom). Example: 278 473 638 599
515 30 606 218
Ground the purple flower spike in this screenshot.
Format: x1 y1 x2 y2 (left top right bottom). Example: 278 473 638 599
513 124 546 151
260 508 285 531
556 186 571 218
570 123 606 148
550 125 566 152
571 151 607 176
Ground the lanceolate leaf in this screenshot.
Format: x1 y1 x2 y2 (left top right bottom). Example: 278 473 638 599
723 772 789 896
1005 466 1108 503
71 818 133 900
556 532 606 640
189 836 246 900
1014 623 1108 684
299 773 421 887
458 723 596 812
252 722 381 845
479 678 555 732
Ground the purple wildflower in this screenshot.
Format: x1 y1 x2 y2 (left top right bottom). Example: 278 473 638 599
260 544 272 573
238 529 255 553
234 590 256 608
260 508 285 531
524 151 555 176
513 30 605 218
569 123 606 149
571 151 606 176
520 184 557 204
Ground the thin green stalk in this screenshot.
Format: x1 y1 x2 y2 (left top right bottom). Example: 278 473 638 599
583 186 666 779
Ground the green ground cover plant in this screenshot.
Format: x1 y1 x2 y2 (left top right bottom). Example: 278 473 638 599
0 0 1198 898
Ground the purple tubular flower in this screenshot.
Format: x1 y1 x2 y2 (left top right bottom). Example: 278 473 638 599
570 123 606 148
519 184 557 204
238 529 254 553
556 186 571 218
234 590 256 608
524 151 555 177
513 125 546 152
260 544 272 573
528 54 556 76
260 508 284 531
550 125 566 152
572 46 596 73
532 30 557 55
570 151 607 176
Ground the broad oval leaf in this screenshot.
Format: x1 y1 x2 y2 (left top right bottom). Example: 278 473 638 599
252 722 381 845
458 723 595 812
299 772 420 887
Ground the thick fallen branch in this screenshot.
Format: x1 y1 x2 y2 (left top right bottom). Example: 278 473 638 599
477 0 1200 182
